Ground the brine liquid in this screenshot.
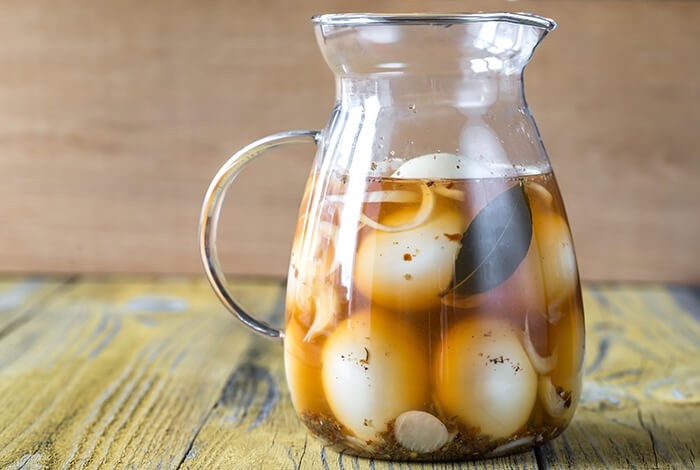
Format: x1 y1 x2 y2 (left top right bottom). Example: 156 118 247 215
284 172 585 460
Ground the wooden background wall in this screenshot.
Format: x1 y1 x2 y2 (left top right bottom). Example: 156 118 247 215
0 1 698 282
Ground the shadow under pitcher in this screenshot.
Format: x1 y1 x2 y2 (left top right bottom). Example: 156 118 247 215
199 12 585 461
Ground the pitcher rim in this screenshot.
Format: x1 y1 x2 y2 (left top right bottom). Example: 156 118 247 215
311 12 556 32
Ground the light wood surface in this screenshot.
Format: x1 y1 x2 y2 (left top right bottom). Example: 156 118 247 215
0 277 697 469
0 1 698 282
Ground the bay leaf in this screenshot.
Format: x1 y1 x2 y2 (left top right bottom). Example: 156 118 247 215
447 182 532 296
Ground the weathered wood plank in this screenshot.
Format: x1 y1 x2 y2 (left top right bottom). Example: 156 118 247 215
537 285 700 469
1 279 698 469
0 276 72 334
0 277 283 469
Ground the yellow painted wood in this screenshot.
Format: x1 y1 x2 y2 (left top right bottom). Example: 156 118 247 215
0 276 72 332
0 277 283 469
0 278 698 469
538 285 700 469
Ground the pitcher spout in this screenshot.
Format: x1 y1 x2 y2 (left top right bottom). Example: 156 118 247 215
313 13 556 77
465 13 555 75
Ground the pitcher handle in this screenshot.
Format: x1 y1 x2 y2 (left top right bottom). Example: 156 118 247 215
199 130 320 343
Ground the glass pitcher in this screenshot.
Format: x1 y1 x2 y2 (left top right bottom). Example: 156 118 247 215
199 12 585 461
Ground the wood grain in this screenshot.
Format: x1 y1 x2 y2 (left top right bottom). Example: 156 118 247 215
536 285 700 469
0 277 698 469
0 1 698 281
0 277 72 334
0 277 283 469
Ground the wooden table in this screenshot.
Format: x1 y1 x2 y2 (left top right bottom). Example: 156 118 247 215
0 277 697 469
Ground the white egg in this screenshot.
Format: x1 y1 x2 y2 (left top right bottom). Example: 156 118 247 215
458 124 508 174
538 215 577 305
391 153 492 179
322 309 429 442
434 317 537 439
527 183 578 306
354 202 467 312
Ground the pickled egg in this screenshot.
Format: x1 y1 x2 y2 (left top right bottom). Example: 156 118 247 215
391 153 491 179
535 214 577 304
434 317 537 439
322 309 429 441
354 202 467 311
527 183 578 306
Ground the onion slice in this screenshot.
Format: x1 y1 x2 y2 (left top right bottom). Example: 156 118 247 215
521 314 558 375
360 183 435 233
316 220 338 241
326 190 421 204
487 435 535 457
539 376 572 418
431 184 465 201
526 181 554 207
344 435 373 452
304 284 341 341
293 221 339 316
